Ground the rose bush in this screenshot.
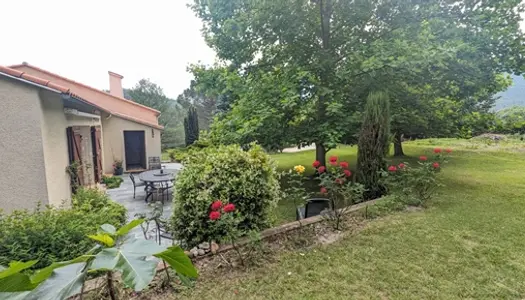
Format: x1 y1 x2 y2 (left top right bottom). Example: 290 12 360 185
171 143 280 247
313 157 365 229
382 148 451 206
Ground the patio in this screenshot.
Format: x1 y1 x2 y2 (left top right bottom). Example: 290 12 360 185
107 162 182 243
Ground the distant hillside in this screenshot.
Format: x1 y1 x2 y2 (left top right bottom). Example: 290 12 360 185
494 75 525 111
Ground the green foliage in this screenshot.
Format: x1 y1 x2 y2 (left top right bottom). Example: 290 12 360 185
495 106 525 134
101 176 123 189
184 106 200 146
191 0 525 163
171 144 281 247
357 91 391 199
0 189 126 270
0 220 197 300
72 188 127 226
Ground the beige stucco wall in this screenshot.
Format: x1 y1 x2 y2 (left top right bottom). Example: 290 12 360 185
101 113 161 173
0 78 49 212
39 90 72 207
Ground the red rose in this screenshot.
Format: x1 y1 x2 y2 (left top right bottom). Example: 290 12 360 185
312 160 321 168
335 178 344 185
388 165 397 172
343 169 352 177
320 187 328 194
434 148 442 154
211 200 223 211
398 163 406 169
329 160 338 166
419 156 428 161
318 166 326 173
209 211 221 220
445 148 452 153
432 162 440 169
339 161 349 169
223 203 236 213
329 156 338 163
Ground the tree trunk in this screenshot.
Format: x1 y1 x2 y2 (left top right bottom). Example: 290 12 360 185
106 271 117 300
315 143 327 166
393 133 404 156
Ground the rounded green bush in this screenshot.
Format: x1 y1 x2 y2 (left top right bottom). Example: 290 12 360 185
171 144 281 247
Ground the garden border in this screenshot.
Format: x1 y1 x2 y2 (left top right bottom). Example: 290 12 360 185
75 198 383 297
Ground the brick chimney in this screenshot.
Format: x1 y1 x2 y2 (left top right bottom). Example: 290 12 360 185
108 71 124 98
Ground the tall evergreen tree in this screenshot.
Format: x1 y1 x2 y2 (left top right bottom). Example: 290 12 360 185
184 106 200 146
357 91 391 199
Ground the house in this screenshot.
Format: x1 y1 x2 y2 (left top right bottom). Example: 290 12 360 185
0 63 163 213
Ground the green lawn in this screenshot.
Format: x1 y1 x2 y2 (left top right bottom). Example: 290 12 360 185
177 139 525 299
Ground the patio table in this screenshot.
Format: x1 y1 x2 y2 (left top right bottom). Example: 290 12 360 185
139 169 175 203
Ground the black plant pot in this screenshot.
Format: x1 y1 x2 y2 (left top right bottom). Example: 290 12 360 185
114 167 123 176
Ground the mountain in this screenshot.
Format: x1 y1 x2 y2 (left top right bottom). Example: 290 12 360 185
494 75 525 111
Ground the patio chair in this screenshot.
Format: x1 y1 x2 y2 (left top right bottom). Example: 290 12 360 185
153 218 175 245
148 156 162 170
129 173 146 199
145 181 172 204
296 198 331 220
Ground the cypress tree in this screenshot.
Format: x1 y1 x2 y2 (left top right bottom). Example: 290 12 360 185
357 91 391 199
184 106 200 146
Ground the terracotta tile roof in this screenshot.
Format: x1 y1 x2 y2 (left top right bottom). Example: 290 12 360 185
0 65 70 93
8 63 163 130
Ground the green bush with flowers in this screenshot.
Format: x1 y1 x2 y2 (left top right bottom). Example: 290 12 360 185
312 156 365 229
171 143 281 247
382 147 452 206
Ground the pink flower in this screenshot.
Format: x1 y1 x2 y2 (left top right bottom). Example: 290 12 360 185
335 178 344 185
445 148 452 154
432 162 440 169
312 160 321 168
211 200 223 211
318 166 326 173
398 163 406 169
329 160 338 166
320 187 328 194
343 169 352 177
388 165 397 172
434 148 442 154
339 161 349 169
223 203 236 213
329 156 338 163
419 156 428 161
209 211 221 220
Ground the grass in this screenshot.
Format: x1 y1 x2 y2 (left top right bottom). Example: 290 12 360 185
173 139 525 299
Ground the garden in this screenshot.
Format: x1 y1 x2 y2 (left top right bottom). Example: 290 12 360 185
3 0 525 299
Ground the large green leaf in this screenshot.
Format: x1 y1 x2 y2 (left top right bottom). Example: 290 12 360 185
0 261 39 293
0 292 30 300
0 261 37 279
100 224 117 235
31 256 91 285
90 238 166 291
154 246 198 279
27 263 86 300
88 233 115 247
116 219 145 236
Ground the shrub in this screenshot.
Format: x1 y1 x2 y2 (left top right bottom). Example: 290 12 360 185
0 189 127 269
313 156 365 230
382 148 451 205
102 175 123 189
72 187 127 226
172 143 280 247
168 148 189 163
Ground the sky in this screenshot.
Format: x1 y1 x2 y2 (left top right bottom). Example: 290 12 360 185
1 2 525 99
0 0 216 99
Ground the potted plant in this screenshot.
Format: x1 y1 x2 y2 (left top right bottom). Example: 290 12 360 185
113 160 123 175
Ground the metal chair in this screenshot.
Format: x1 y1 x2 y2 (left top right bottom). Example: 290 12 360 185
148 156 162 170
296 198 331 220
129 173 146 199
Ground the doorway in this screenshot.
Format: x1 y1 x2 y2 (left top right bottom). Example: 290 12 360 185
124 131 146 171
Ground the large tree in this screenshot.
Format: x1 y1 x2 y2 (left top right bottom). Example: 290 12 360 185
192 0 525 163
